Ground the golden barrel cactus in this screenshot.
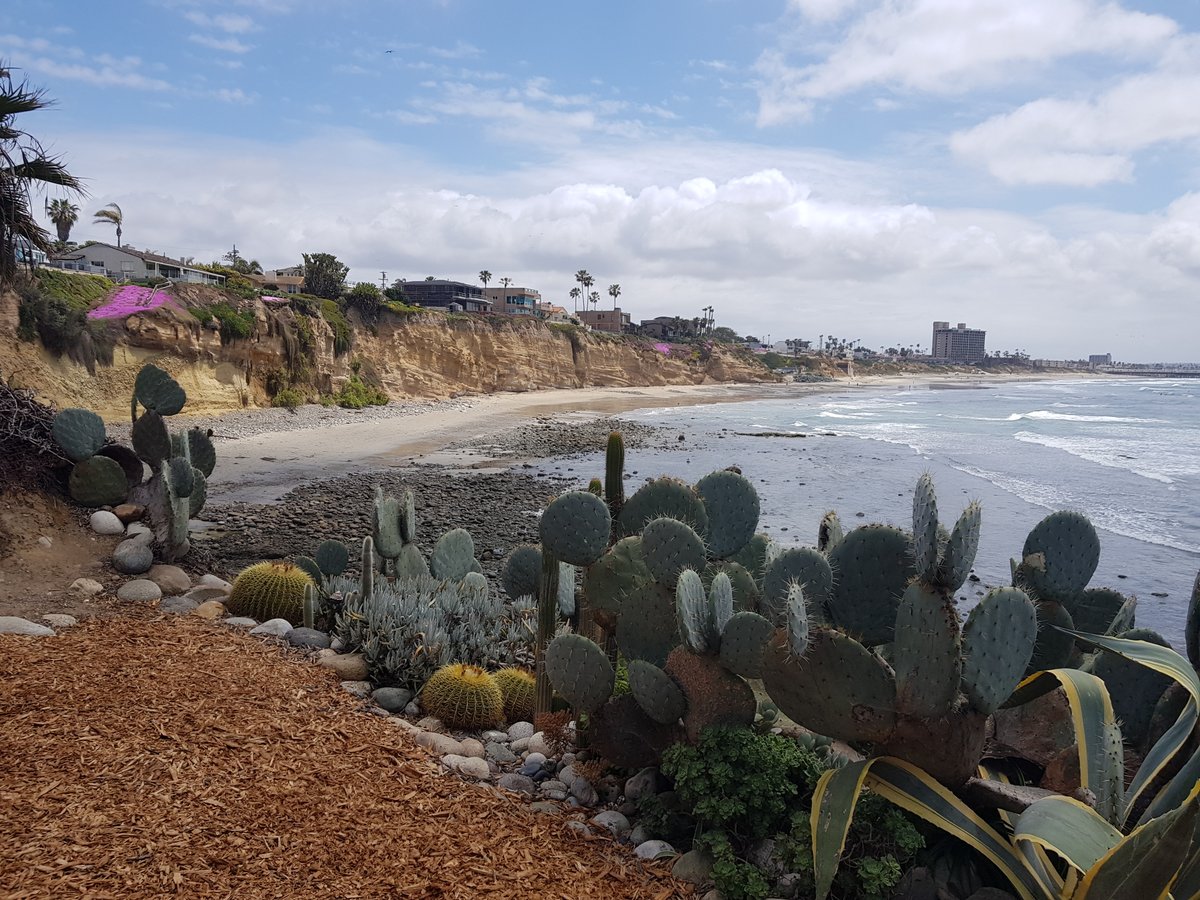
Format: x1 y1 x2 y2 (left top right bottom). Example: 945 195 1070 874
420 664 504 730
493 667 536 723
227 562 314 625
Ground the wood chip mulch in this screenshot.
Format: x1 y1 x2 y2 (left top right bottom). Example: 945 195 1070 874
0 617 690 898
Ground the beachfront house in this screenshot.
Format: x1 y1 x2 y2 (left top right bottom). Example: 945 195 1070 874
49 242 225 286
578 308 630 334
400 279 492 313
483 285 541 316
243 268 306 295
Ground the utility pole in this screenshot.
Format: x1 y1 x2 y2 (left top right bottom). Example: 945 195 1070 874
380 271 387 291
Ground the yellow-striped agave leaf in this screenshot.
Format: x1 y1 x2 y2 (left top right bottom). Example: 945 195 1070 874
1065 630 1200 826
1010 668 1124 824
813 757 1050 900
1073 785 1200 900
1012 796 1121 875
979 763 1065 895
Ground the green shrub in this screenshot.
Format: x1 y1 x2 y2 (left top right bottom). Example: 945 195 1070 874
320 300 352 356
382 299 421 315
16 282 114 374
201 301 255 343
344 282 382 322
34 269 112 311
335 374 388 409
271 387 306 409
662 728 923 900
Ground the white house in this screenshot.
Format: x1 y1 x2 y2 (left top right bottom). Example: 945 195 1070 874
50 242 225 286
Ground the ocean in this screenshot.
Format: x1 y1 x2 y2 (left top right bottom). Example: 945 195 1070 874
546 378 1200 648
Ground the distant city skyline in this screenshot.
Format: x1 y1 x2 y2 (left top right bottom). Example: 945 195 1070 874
3 1 1199 360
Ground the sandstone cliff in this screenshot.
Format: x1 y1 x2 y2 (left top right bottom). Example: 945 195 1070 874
0 285 774 421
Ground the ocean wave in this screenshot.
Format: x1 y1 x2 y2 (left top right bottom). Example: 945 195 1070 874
1005 410 1165 424
952 464 1199 554
1013 431 1177 484
818 411 877 419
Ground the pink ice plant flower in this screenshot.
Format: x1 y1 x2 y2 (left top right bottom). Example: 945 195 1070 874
88 285 171 320
262 295 289 303
652 342 672 355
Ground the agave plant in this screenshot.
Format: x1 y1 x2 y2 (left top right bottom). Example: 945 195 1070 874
811 632 1200 900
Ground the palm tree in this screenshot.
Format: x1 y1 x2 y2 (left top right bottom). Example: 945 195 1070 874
589 290 600 310
47 198 78 244
478 270 491 291
500 276 512 290
92 202 123 247
0 63 84 286
608 283 621 310
574 269 590 313
569 287 581 310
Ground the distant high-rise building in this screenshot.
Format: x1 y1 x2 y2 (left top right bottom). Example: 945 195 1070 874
931 321 986 361
1089 353 1112 367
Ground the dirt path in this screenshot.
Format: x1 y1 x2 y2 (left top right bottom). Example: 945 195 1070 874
0 617 687 898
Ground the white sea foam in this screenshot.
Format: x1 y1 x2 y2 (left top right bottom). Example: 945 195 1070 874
1004 410 1165 424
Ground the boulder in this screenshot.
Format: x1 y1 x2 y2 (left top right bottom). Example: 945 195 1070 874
992 688 1076 767
507 721 535 741
589 810 631 838
0 616 55 636
458 738 486 759
527 731 553 756
442 754 490 780
112 503 145 523
112 539 153 575
70 578 104 597
624 767 661 802
634 840 675 860
192 600 226 620
287 627 331 650
222 616 257 628
497 773 537 795
184 587 231 603
315 650 368 681
124 523 153 544
147 564 190 595
672 848 714 884
486 742 517 764
194 574 233 594
414 732 464 756
160 596 199 615
249 618 293 638
42 614 78 629
116 579 162 603
341 680 372 699
371 687 412 712
89 510 124 535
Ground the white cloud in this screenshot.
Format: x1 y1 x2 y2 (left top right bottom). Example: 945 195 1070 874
951 66 1200 185
756 0 1177 123
428 40 482 60
184 11 258 33
787 0 868 22
189 33 253 53
41 125 1200 359
0 35 171 90
213 87 255 104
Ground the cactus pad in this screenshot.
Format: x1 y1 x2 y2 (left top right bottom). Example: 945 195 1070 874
1020 511 1100 602
186 428 216 478
187 468 207 517
628 659 687 724
294 555 324 586
1090 627 1173 748
372 487 403 560
167 456 195 498
762 628 897 744
892 582 962 719
96 444 144 489
912 473 940 580
827 524 915 646
1025 601 1076 675
718 611 774 678
961 587 1037 714
641 517 707 588
729 533 773 586
68 456 128 507
420 664 504 730
709 571 734 635
134 364 186 417
53 408 107 462
539 490 611 566
676 569 713 654
431 528 475 581
1068 587 1132 637
589 694 681 769
763 548 832 624
1188 571 1199 670
584 536 650 629
131 410 171 469
493 667 536 723
618 477 708 536
227 561 315 625
544 633 615 712
502 545 543 599
315 540 349 576
396 542 429 582
665 646 756 742
617 582 680 666
696 469 760 559
400 489 417 544
940 502 981 592
818 510 844 552
703 561 760 614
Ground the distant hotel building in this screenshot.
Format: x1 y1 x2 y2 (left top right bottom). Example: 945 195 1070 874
931 321 986 362
1089 353 1113 367
483 285 540 316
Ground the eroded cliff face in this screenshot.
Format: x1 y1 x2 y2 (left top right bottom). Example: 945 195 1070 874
0 287 774 421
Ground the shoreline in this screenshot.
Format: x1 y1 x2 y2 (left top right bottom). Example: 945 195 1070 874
204 373 1106 505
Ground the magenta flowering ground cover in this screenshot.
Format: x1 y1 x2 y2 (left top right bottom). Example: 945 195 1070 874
652 342 672 354
87 285 171 320
262 295 289 303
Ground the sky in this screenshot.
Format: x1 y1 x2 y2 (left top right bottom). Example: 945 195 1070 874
3 0 1200 361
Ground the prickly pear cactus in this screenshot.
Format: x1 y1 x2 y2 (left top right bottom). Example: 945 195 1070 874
539 490 611 567
431 528 476 581
826 524 915 645
68 455 128 507
617 582 679 666
502 545 543 599
618 476 708 536
818 510 843 552
1019 510 1100 602
627 659 687 724
132 410 171 469
584 536 649 629
641 517 706 588
960 587 1037 714
762 547 832 625
544 633 614 713
892 582 961 719
133 364 186 419
187 428 216 478
1088 627 1174 748
1067 587 1133 637
718 610 774 678
315 540 349 576
372 486 404 561
695 469 760 559
52 408 107 462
